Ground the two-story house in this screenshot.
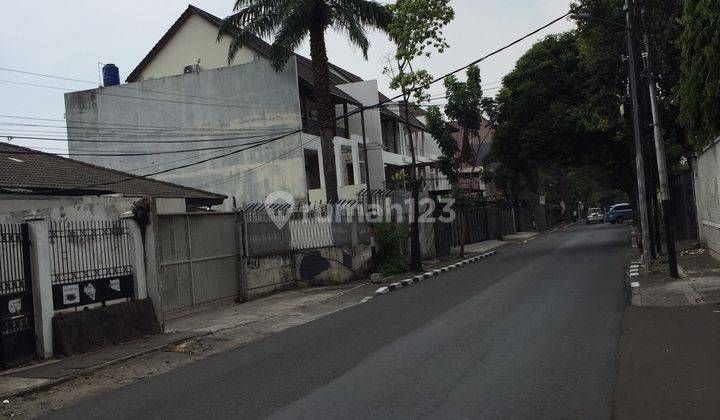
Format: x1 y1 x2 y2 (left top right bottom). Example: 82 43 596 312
63 5 446 209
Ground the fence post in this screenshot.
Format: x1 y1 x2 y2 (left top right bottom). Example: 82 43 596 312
121 215 148 300
25 217 53 359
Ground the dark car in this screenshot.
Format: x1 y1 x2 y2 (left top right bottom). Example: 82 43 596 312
604 203 632 224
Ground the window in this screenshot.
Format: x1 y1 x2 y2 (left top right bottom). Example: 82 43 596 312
341 145 354 186
334 103 349 138
382 118 399 153
358 145 367 184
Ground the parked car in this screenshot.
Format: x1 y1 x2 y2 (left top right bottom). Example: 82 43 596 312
586 207 604 224
605 203 632 224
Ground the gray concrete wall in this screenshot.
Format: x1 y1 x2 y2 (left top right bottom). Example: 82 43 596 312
64 56 306 209
245 254 295 299
337 81 386 190
693 139 720 259
294 244 371 286
0 195 136 224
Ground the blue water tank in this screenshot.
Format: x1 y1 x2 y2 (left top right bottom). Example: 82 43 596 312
102 64 120 87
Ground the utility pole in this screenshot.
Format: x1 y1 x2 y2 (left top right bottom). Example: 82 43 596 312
640 2 679 277
401 99 423 271
359 107 378 272
625 0 653 271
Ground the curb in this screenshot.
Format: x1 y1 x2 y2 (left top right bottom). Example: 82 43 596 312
0 331 208 400
626 260 642 306
367 251 498 301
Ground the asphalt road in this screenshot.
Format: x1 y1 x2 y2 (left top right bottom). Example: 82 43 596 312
49 222 631 420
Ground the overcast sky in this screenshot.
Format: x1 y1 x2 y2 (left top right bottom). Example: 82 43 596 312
0 0 575 153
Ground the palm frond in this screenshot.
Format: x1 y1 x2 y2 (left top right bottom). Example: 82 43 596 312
331 7 370 58
270 2 315 69
331 0 393 29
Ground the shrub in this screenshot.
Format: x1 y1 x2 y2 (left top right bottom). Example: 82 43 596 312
375 222 410 275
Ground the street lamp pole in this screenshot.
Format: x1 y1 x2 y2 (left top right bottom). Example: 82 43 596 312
624 0 653 271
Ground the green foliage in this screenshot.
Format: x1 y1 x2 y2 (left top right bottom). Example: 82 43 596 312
375 222 410 275
218 0 392 71
384 0 454 102
424 105 458 183
678 0 720 148
425 65 493 187
443 65 483 137
488 28 639 215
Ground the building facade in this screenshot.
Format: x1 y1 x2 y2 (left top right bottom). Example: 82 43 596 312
63 5 446 209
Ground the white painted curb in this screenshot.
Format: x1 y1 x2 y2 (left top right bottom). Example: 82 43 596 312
365 250 499 300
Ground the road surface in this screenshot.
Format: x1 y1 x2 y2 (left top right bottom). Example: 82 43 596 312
49 223 631 419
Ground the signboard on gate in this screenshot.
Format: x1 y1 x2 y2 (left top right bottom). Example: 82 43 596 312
52 275 133 310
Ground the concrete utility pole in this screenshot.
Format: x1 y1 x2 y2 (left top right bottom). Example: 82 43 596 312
401 99 423 272
359 108 378 272
625 0 653 271
641 4 679 277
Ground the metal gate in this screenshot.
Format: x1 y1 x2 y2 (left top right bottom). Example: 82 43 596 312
0 224 36 368
157 213 244 314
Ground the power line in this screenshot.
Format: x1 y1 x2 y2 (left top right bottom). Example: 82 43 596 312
193 5 585 190
0 79 292 110
0 126 286 138
0 67 289 108
0 131 301 157
0 114 295 134
0 121 291 140
0 129 294 145
21 3 582 195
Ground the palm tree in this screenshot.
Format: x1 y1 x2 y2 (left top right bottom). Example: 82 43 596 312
218 0 392 202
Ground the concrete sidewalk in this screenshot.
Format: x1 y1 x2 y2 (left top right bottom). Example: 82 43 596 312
616 244 720 419
628 246 720 307
615 305 720 419
0 331 199 398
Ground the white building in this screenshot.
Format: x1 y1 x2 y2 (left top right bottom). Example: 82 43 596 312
64 5 447 208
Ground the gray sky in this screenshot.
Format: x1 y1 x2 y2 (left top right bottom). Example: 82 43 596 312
0 0 575 153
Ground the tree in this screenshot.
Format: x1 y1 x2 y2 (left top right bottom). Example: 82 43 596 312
678 0 720 149
218 0 392 202
384 0 454 271
426 64 490 256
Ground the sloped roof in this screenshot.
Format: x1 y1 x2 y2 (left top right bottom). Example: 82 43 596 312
0 143 226 205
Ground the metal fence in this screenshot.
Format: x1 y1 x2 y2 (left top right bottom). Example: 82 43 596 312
48 220 132 285
242 203 363 255
0 225 29 296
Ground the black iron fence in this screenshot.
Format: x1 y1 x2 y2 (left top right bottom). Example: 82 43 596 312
48 220 133 309
0 223 35 368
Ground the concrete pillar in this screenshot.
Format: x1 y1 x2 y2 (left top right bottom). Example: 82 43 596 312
143 200 164 329
351 141 361 185
317 144 326 192
25 218 53 359
334 142 343 188
122 215 148 300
